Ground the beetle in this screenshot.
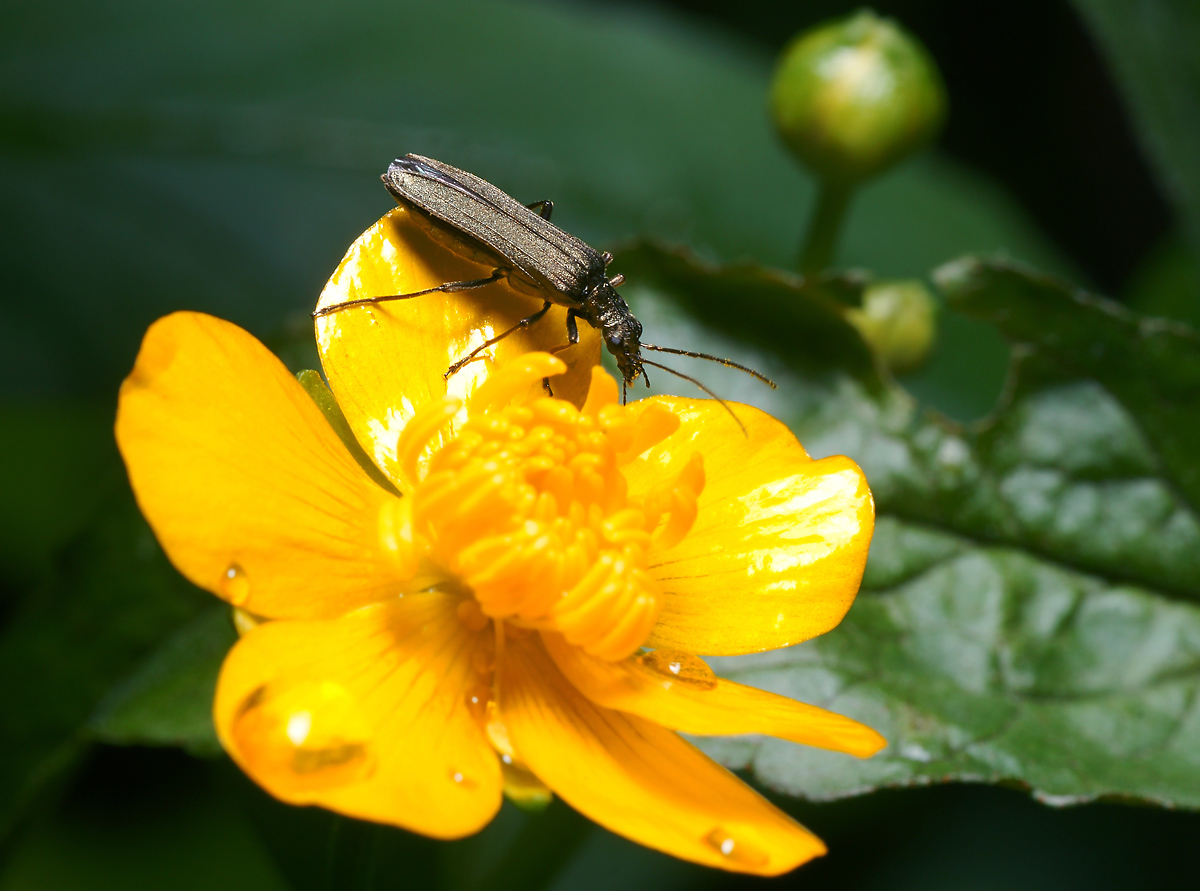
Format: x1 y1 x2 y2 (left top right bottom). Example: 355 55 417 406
313 154 773 400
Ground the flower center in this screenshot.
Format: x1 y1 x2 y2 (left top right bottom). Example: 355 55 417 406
382 354 704 661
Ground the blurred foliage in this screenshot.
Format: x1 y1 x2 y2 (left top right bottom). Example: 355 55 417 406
1068 0 1200 267
2 0 1200 887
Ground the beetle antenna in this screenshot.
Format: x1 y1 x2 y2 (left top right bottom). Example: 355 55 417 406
640 358 748 436
641 343 777 389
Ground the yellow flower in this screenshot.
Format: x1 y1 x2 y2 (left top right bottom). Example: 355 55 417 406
115 207 883 876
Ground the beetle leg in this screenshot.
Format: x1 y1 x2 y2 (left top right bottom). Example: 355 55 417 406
444 300 554 379
549 309 582 355
312 268 507 319
525 200 554 220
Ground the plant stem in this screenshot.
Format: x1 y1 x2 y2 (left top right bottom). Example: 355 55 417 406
799 179 853 274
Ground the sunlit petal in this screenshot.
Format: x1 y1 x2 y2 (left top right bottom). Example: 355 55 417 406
620 397 873 656
315 208 601 491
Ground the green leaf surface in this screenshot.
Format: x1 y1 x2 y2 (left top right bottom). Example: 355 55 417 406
1068 0 1200 267
938 258 1200 516
88 606 234 757
0 493 207 838
613 241 882 391
695 258 1200 808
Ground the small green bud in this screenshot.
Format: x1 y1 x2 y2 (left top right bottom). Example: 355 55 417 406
771 10 947 184
846 280 937 373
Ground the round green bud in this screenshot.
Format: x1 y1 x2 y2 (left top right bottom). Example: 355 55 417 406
846 280 937 373
770 10 947 184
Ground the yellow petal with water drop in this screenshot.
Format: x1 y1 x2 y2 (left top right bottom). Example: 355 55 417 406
499 635 825 875
621 397 874 656
314 208 601 492
116 312 406 620
214 592 501 838
231 678 376 791
543 633 885 758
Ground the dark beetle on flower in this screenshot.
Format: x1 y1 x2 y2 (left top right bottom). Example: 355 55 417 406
313 154 774 403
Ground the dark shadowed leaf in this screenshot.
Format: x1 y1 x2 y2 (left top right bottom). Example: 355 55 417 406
89 606 234 756
613 241 882 391
1068 0 1200 268
0 492 208 838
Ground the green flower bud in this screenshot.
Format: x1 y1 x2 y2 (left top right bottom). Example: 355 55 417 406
846 280 937 373
771 10 947 184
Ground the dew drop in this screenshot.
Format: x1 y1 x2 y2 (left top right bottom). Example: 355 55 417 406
638 649 717 690
463 683 490 723
231 679 375 791
220 563 251 606
449 769 479 789
704 826 769 868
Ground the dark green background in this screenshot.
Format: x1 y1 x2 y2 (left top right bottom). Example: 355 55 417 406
2 0 1198 888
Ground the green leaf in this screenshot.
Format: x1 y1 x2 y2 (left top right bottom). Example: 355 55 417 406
613 240 882 390
1067 0 1200 267
938 257 1200 516
0 492 207 838
88 606 234 757
694 257 1200 808
1125 237 1200 330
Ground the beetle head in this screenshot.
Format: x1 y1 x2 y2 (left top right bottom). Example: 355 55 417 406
593 283 643 386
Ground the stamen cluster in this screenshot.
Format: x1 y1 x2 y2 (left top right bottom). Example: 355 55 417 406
391 357 705 660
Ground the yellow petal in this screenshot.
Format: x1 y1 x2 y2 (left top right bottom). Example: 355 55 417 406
622 397 873 656
499 636 826 875
213 593 501 838
543 633 885 758
315 208 602 492
116 312 405 619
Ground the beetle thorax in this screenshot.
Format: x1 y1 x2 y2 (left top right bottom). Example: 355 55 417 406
585 282 644 385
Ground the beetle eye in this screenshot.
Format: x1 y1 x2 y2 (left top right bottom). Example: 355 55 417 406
609 333 623 347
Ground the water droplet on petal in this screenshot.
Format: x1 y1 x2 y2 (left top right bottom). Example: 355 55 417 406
638 649 717 690
449 769 479 789
463 683 490 724
220 563 251 606
705 826 769 868
231 679 375 791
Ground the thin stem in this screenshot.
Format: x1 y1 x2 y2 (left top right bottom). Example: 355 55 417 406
799 179 854 274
